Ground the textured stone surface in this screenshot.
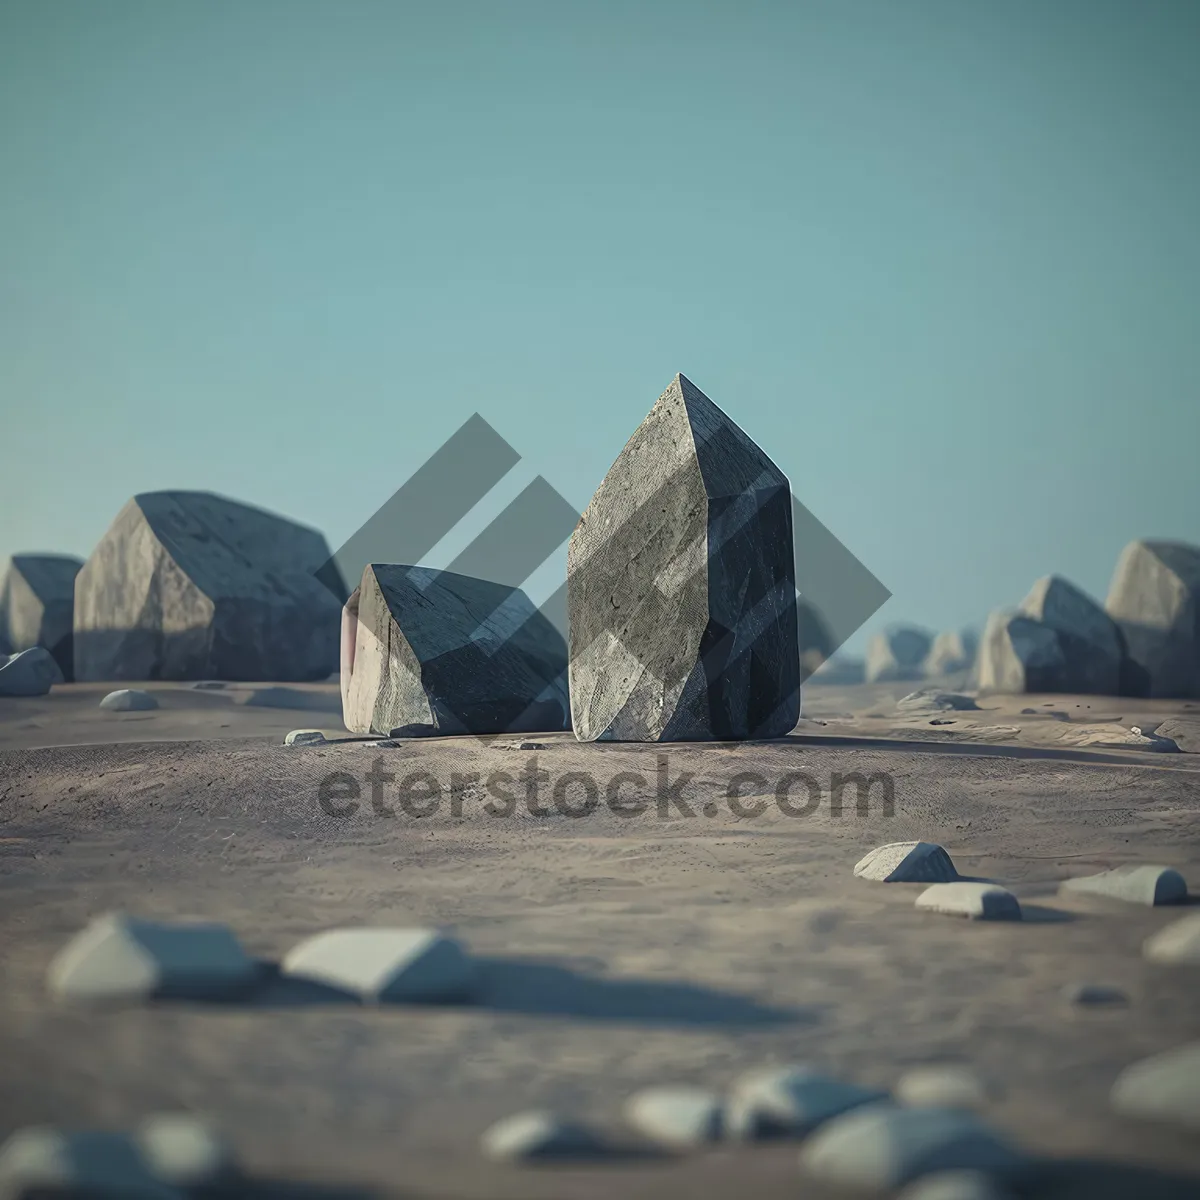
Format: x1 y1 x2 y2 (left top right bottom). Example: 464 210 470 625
915 883 1022 921
896 691 979 714
855 842 958 884
1143 913 1200 964
1105 540 1200 698
341 566 569 737
73 491 343 682
1110 1042 1200 1130
0 647 63 697
47 913 259 1005
896 1169 1014 1200
284 728 327 745
923 630 978 677
480 1111 604 1162
623 1085 724 1148
134 1114 236 1189
281 927 476 1003
99 688 159 712
1153 716 1200 752
0 1127 179 1199
566 373 799 742
896 1065 989 1111
866 625 934 684
1060 865 1188 907
0 554 82 680
725 1065 887 1141
799 1104 1021 1191
976 611 1063 695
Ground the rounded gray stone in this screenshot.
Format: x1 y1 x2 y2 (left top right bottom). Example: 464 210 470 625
0 1127 180 1199
1143 913 1200 964
480 1111 604 1162
855 842 958 884
799 1104 1021 1191
284 728 327 745
915 883 1022 921
1062 982 1129 1007
623 1085 724 1148
281 927 476 1003
1059 865 1187 907
725 1065 888 1141
135 1114 235 1188
897 1169 1014 1200
47 913 260 1006
0 647 64 697
1110 1042 1200 1130
896 1066 990 1111
99 689 159 712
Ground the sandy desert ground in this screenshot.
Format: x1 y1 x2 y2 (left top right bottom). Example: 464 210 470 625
1 678 1199 1198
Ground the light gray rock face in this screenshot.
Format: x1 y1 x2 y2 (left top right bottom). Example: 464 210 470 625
623 1086 725 1148
1059 865 1187 907
915 883 1022 921
923 631 978 678
0 647 64 696
725 1066 887 1141
73 491 344 683
896 691 979 715
866 625 934 684
134 1114 236 1189
480 1111 604 1162
281 927 476 1003
47 913 259 1005
99 688 159 712
896 1066 989 1111
566 374 800 743
0 1127 178 1199
1143 913 1200 964
341 566 569 737
1153 717 1200 753
854 842 959 884
1110 1042 1200 1130
0 554 82 680
799 1104 1021 1191
284 728 327 746
1105 540 1200 698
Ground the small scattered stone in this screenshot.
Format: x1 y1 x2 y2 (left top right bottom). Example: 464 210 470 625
799 1104 1021 1191
623 1086 724 1148
855 842 958 884
0 646 64 697
281 927 476 1003
896 1066 989 1111
897 1169 1014 1200
480 1111 604 1162
1059 865 1188 907
1143 913 1200 964
1062 982 1128 1007
896 690 979 714
47 913 260 1006
0 1126 179 1199
284 729 327 746
1110 1042 1200 1130
725 1065 888 1140
99 689 159 712
915 883 1022 921
518 741 546 750
135 1114 235 1188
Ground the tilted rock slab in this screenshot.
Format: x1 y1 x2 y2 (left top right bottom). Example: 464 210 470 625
1106 539 1200 698
0 553 82 680
567 373 800 742
866 625 934 684
73 490 343 682
1059 865 1188 907
341 567 569 736
0 647 63 697
855 842 959 884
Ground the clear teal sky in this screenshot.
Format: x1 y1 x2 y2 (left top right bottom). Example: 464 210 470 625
2 0 1198 652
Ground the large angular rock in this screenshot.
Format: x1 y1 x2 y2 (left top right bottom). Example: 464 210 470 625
0 554 82 679
0 647 64 697
341 566 569 736
73 491 344 682
567 373 800 742
923 630 977 678
866 625 934 684
1105 540 1200 698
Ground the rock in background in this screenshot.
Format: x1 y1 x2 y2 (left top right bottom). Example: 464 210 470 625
342 564 569 736
566 373 799 742
865 625 933 683
923 629 977 678
1106 539 1200 698
0 554 82 680
73 491 344 682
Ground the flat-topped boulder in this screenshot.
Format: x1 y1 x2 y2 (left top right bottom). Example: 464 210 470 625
1106 540 1200 698
73 491 344 682
0 553 82 679
566 373 800 742
915 883 1022 921
340 567 569 737
1059 865 1188 907
866 625 933 684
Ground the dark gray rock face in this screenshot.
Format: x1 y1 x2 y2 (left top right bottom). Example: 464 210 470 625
1105 540 1200 698
977 576 1121 695
0 647 64 696
865 626 933 683
341 565 569 736
0 554 82 680
73 492 344 682
566 374 799 742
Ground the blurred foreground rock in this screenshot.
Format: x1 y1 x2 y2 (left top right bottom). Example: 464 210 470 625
0 646 64 696
866 625 933 683
0 553 82 679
